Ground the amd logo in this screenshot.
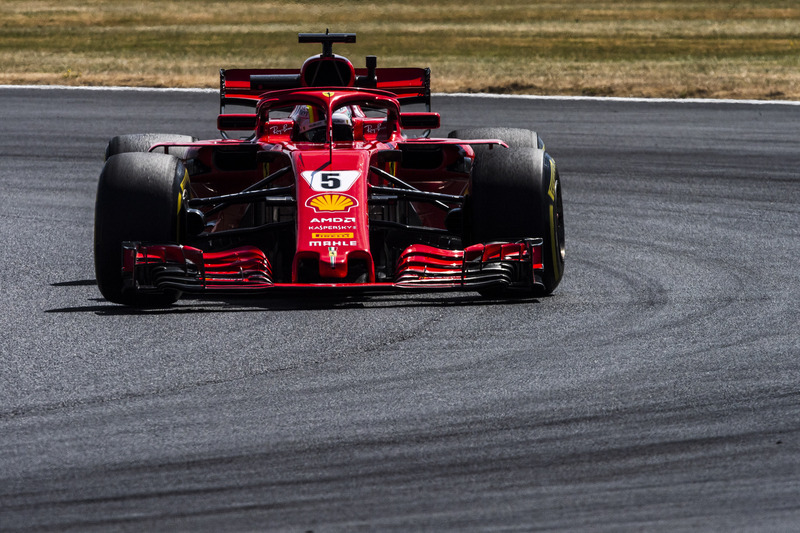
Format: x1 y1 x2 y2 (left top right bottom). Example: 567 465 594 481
309 217 356 223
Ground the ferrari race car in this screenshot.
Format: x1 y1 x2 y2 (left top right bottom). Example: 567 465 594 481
94 32 565 306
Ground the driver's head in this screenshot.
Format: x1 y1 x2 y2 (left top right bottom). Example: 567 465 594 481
331 106 353 141
290 105 326 142
290 105 354 142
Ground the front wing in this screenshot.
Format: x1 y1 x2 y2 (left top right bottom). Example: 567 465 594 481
121 240 545 295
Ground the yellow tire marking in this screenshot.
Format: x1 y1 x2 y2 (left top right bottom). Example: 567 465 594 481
549 204 560 278
546 157 560 279
176 168 189 239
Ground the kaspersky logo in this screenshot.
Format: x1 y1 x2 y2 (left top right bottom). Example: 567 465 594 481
305 193 358 213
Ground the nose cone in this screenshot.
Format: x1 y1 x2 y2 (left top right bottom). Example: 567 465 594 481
292 149 373 283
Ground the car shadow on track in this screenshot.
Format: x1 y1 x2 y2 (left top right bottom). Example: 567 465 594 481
47 280 543 315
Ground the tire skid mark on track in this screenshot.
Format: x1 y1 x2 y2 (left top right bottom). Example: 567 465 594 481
4 89 800 531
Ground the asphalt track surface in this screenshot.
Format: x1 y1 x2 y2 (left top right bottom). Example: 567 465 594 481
1 87 799 532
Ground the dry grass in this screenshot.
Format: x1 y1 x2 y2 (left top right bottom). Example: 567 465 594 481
1 0 799 99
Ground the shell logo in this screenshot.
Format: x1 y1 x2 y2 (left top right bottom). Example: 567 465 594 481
306 193 358 213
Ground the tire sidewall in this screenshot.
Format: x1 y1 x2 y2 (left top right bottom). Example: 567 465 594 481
537 155 565 294
94 152 188 305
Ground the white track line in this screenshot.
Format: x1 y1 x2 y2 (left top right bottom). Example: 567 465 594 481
440 92 800 106
0 84 217 93
2 84 799 106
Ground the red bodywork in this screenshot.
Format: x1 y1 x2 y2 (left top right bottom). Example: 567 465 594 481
120 34 545 296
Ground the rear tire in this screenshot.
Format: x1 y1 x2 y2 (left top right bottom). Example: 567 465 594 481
457 129 565 295
94 152 189 306
105 133 196 160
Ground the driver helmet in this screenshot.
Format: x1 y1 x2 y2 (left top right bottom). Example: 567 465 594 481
290 105 353 142
331 106 353 141
290 105 326 142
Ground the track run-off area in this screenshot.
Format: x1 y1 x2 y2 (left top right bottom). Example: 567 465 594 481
1 87 799 531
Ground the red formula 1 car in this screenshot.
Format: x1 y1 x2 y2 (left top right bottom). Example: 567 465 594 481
94 33 565 306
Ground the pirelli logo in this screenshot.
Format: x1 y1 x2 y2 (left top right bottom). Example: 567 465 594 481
312 232 354 239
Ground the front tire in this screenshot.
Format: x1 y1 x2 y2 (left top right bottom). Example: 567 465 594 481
94 152 189 306
455 129 565 295
449 127 541 150
105 133 197 160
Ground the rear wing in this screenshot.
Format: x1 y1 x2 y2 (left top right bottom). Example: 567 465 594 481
220 66 431 113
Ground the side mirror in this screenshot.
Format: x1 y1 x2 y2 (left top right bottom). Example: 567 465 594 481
399 112 440 130
217 114 257 131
